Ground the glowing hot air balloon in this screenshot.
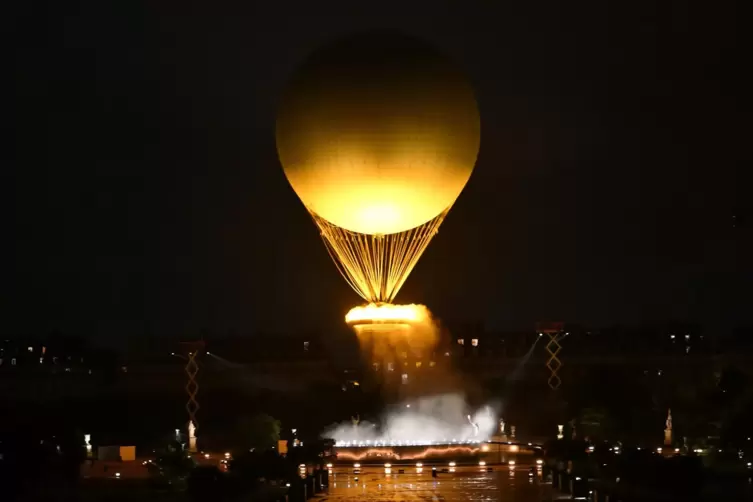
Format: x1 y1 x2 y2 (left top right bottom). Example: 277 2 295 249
276 32 480 304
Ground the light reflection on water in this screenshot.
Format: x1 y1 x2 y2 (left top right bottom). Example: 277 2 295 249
327 467 548 501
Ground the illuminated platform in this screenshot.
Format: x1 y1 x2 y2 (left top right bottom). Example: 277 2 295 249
331 440 542 465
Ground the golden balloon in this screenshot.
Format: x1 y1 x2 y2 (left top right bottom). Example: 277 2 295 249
277 32 479 236
277 32 480 302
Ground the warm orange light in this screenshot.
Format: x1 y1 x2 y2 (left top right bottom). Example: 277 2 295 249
346 303 427 326
336 445 480 461
276 33 480 304
282 169 472 236
276 34 479 236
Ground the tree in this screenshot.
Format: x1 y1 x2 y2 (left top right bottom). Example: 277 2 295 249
234 413 281 452
578 407 611 442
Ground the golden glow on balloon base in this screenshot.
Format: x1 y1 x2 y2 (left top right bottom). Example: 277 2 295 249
346 303 428 330
346 303 439 363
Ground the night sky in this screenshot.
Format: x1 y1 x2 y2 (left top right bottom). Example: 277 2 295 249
8 1 746 342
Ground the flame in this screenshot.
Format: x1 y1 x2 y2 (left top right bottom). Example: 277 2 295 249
346 303 428 325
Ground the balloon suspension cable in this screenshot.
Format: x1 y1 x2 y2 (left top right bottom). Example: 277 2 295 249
310 210 448 303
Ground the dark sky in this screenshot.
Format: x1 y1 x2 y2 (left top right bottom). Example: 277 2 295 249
8 1 747 342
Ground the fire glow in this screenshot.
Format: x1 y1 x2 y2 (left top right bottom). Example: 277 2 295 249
345 303 427 326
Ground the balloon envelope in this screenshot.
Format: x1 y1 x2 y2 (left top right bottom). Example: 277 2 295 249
276 32 480 235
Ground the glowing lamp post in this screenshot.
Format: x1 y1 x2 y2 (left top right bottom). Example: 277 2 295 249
664 409 673 447
188 420 197 453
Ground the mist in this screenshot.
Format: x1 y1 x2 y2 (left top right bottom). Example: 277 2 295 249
328 305 498 444
323 393 498 444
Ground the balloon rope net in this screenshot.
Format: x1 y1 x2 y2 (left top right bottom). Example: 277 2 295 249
310 210 449 303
